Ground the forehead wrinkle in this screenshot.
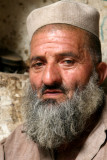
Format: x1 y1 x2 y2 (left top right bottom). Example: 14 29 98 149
30 51 79 63
30 25 88 63
31 36 78 46
31 24 87 44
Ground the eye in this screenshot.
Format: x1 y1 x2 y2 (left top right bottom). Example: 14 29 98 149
31 61 44 69
64 60 74 64
35 62 43 66
63 59 75 65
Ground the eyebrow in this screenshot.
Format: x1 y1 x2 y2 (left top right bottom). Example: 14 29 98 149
58 52 79 59
30 56 45 63
30 52 79 63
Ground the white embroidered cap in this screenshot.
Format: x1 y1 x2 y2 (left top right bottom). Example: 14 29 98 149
27 0 100 41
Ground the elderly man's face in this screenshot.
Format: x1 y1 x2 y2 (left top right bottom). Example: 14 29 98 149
25 26 105 148
29 26 93 102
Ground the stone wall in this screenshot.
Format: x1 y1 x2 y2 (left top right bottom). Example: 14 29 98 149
0 72 28 140
0 0 107 140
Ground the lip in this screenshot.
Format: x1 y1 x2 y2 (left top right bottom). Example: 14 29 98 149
43 89 63 94
42 89 64 98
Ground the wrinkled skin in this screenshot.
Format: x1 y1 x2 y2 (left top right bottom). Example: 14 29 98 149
29 26 95 102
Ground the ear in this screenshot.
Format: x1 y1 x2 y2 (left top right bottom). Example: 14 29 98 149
96 62 107 85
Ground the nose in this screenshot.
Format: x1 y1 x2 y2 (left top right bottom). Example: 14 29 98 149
42 64 62 86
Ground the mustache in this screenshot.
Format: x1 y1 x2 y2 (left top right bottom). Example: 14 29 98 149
39 83 68 95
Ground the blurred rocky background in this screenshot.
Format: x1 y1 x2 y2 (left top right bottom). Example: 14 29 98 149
0 0 107 140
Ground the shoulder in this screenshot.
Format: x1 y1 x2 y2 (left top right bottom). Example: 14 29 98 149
0 124 24 146
0 124 40 160
0 124 24 157
0 125 22 160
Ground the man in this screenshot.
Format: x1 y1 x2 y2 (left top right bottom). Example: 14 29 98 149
0 0 107 159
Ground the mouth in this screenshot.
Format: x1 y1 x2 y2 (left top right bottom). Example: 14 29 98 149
42 89 64 99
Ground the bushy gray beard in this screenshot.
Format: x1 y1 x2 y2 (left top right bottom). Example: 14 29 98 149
22 71 104 149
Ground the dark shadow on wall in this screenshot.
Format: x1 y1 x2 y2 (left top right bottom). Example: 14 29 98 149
0 0 57 60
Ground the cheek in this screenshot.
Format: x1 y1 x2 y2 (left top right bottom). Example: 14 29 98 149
29 71 42 90
62 70 76 87
61 65 92 89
